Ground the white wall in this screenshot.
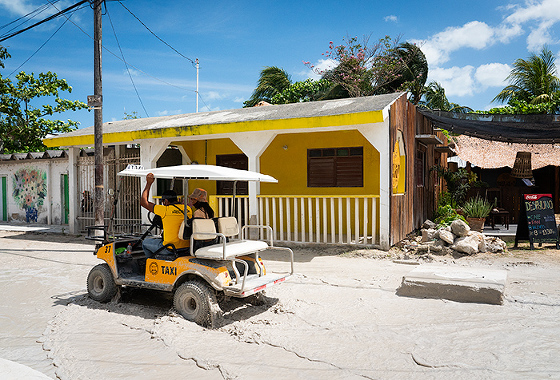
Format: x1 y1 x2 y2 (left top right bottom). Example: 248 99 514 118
0 159 69 225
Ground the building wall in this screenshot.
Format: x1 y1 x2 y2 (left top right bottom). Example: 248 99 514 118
260 130 380 196
0 159 68 224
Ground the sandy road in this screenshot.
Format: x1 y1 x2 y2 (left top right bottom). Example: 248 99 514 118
1 230 560 379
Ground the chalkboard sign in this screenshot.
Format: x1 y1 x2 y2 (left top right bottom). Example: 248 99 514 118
515 194 559 249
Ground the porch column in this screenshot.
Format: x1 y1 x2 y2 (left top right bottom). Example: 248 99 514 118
139 139 172 224
67 147 79 234
357 122 391 250
230 132 276 224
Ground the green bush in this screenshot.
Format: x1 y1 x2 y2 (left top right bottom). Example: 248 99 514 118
435 204 465 227
461 196 492 218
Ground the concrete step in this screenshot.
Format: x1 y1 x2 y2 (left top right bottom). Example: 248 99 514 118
396 265 507 305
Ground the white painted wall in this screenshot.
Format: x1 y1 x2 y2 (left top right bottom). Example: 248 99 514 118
0 158 68 225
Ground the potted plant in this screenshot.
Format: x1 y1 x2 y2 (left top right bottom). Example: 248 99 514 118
461 196 492 232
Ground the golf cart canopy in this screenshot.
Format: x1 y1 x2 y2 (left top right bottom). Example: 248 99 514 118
118 164 278 183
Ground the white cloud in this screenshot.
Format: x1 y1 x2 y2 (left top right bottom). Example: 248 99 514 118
416 0 560 67
429 66 476 97
474 63 511 89
527 19 556 51
415 21 496 66
0 0 75 17
157 109 183 116
0 0 34 15
306 58 338 80
505 0 560 24
204 91 224 100
233 96 245 103
428 62 511 99
384 15 398 23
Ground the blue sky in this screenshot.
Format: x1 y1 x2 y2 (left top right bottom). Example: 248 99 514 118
1 0 559 130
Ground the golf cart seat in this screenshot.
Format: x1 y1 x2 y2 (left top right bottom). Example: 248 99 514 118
190 217 270 260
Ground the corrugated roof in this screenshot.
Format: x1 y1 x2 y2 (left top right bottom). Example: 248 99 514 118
455 135 560 169
0 150 67 162
43 93 404 146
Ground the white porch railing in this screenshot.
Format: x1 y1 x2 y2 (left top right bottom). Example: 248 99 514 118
214 195 379 246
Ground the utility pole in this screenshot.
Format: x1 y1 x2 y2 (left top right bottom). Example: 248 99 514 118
196 58 199 112
93 0 104 230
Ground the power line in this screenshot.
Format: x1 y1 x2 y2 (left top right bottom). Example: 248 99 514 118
0 1 58 33
117 1 196 66
8 16 69 78
106 6 149 118
0 0 89 42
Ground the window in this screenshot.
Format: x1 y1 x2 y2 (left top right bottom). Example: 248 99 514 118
308 147 363 187
216 154 248 195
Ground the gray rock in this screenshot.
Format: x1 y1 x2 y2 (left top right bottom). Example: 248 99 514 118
451 235 480 255
421 228 437 242
485 236 507 253
451 219 471 237
468 231 486 253
422 219 437 230
438 229 455 245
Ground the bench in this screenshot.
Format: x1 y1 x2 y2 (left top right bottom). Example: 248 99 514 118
189 217 272 260
183 216 293 294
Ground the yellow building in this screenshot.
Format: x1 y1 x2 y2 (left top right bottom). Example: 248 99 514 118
44 92 449 249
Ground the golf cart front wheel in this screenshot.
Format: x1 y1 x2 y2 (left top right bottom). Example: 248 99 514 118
87 263 117 302
174 280 220 328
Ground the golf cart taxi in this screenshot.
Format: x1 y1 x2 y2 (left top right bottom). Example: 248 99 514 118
86 164 294 327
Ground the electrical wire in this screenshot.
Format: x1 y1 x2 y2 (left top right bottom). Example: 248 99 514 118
0 0 89 42
7 16 69 78
51 2 197 94
0 1 60 33
106 6 149 118
117 1 196 67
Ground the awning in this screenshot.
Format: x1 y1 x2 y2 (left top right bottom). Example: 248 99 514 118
118 164 278 183
418 109 560 144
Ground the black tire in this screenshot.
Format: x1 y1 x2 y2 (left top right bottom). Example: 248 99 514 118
87 263 117 302
174 280 220 328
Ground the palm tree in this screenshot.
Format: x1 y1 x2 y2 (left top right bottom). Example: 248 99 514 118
420 82 473 113
379 42 429 104
243 67 292 107
493 46 560 104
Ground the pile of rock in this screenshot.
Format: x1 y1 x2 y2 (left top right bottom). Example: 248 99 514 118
398 219 507 256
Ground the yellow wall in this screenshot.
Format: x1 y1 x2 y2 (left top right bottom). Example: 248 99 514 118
174 130 380 198
260 130 379 196
174 139 242 194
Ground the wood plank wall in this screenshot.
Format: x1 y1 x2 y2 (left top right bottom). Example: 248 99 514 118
389 98 449 246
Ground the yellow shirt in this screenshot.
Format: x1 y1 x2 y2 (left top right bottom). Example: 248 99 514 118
154 203 192 249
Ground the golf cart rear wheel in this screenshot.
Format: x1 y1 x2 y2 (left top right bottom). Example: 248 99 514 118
87 263 117 302
174 280 220 327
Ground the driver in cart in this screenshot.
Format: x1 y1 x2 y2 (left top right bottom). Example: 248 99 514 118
140 172 192 258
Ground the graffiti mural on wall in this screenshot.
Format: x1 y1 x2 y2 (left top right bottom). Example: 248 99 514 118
12 168 47 222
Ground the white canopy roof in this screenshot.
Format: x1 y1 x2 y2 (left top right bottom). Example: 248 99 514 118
118 164 278 183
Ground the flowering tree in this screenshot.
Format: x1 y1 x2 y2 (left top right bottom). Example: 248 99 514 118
305 35 418 98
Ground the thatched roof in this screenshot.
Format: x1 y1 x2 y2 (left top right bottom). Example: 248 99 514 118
454 135 560 169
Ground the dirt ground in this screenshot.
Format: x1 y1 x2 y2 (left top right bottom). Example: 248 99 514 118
1 230 559 379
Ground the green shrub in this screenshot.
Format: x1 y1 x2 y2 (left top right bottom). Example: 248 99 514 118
435 204 465 227
461 196 492 218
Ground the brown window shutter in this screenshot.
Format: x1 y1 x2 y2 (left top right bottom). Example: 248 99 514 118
336 156 363 187
308 157 335 187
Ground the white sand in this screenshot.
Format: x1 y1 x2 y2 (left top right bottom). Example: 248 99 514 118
1 231 560 379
